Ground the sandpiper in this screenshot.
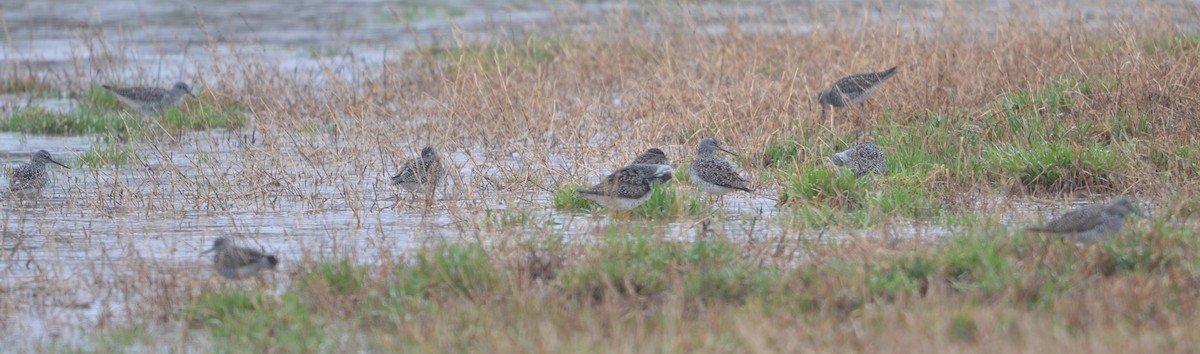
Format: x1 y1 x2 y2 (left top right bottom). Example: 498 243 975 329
631 148 670 166
202 237 280 280
631 148 671 184
831 141 888 176
578 164 674 211
817 66 899 111
1026 197 1140 245
690 138 752 201
391 146 444 199
102 82 196 115
8 150 69 199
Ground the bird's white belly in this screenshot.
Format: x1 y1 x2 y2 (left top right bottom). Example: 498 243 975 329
580 192 652 211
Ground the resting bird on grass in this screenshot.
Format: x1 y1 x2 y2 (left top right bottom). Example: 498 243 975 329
831 141 888 176
631 148 670 166
102 82 196 116
630 148 671 184
1026 197 1140 246
578 164 674 212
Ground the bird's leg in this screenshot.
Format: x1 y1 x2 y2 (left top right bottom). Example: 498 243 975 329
422 188 436 209
824 106 834 131
1070 235 1087 259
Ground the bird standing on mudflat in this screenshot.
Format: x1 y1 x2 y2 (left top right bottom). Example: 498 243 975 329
9 150 70 199
202 237 280 280
102 81 196 116
1026 197 1140 245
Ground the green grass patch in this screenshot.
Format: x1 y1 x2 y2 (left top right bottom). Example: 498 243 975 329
983 77 1114 142
555 181 704 219
762 139 799 167
390 244 501 299
781 167 866 210
391 0 465 22
559 235 777 303
1143 33 1200 55
866 256 934 300
635 181 708 219
76 143 137 168
985 141 1123 193
160 225 1200 351
302 260 370 295
185 291 325 352
0 86 245 136
552 184 598 212
1 106 132 135
425 36 569 73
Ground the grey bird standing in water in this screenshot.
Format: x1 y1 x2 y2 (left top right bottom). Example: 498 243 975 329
202 237 280 280
817 66 899 110
1026 197 1140 245
102 82 196 115
391 146 444 202
577 164 674 211
690 138 752 203
9 150 70 199
831 141 888 176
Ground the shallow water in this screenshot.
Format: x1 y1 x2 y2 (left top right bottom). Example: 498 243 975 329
0 0 1187 349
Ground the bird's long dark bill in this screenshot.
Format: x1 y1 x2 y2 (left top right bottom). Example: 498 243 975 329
187 91 197 97
48 158 70 169
719 147 738 156
201 247 215 255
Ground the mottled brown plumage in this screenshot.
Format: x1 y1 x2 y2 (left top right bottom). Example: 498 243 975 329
1027 197 1139 245
578 164 673 210
102 82 196 115
831 141 888 176
818 66 898 108
690 138 751 196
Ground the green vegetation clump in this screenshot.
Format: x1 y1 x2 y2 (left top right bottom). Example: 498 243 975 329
1143 33 1200 55
424 36 569 74
77 144 138 168
1 86 246 167
390 244 501 299
158 223 1200 351
554 181 705 219
552 184 598 212
185 291 325 353
1 86 245 137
